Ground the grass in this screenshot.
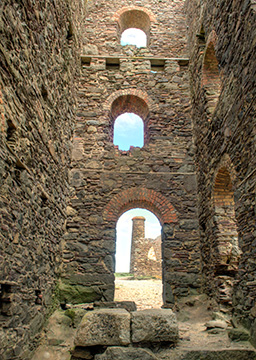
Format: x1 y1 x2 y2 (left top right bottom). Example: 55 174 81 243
115 273 159 280
115 272 132 277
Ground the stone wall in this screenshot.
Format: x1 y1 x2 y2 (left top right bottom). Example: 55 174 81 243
62 0 202 308
82 0 188 58
0 1 83 358
186 0 256 340
130 217 162 279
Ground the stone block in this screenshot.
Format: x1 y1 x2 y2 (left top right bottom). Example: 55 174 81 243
131 309 178 344
95 347 158 360
59 281 101 304
74 309 131 346
94 301 137 312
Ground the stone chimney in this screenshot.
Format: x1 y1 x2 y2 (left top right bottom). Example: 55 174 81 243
130 216 145 274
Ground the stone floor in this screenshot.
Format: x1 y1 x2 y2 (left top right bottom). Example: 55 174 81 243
32 278 256 360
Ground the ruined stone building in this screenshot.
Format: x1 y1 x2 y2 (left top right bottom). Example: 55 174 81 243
0 0 255 358
130 216 162 278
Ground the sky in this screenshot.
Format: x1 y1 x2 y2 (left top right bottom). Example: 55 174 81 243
115 208 161 273
114 113 144 151
121 28 147 47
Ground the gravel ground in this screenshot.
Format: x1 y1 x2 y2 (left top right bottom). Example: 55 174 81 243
114 277 163 310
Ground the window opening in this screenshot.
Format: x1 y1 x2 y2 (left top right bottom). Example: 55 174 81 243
6 120 16 149
81 56 91 67
150 59 165 72
196 25 206 45
121 28 147 48
118 9 151 47
201 41 221 116
115 208 162 309
113 112 144 151
0 282 14 316
106 58 120 70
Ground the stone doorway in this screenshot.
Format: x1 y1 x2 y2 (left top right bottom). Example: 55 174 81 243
114 208 163 309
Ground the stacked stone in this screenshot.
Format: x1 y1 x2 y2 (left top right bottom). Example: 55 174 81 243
0 1 83 358
72 308 178 359
130 216 162 278
186 0 256 343
63 0 201 307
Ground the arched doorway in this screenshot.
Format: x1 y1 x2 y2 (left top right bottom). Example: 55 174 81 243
115 208 162 309
103 187 178 307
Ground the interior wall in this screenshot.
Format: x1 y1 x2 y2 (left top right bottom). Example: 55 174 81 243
62 0 202 307
0 1 84 358
186 0 256 338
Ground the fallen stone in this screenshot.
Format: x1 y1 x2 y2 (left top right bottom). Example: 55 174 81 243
205 320 228 330
131 309 178 344
228 327 250 341
94 301 137 312
175 350 256 360
74 309 130 346
94 346 158 360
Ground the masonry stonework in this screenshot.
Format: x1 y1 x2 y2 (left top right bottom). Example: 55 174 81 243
0 0 256 358
62 0 201 308
186 0 256 342
0 1 84 358
130 216 162 278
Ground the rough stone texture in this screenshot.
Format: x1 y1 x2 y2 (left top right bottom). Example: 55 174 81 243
0 1 83 358
63 0 201 306
1 0 256 358
186 0 256 339
131 309 178 344
82 0 188 58
74 309 131 347
130 217 162 278
172 350 256 360
95 346 158 360
94 301 137 312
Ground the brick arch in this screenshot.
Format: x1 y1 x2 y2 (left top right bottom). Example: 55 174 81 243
113 7 156 46
212 154 237 198
103 188 178 225
113 6 156 23
104 89 154 114
211 156 240 276
201 30 221 117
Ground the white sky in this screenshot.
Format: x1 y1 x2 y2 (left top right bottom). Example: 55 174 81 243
115 208 161 273
121 28 147 48
114 113 144 150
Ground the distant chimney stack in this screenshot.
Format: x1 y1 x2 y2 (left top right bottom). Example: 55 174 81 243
130 216 145 274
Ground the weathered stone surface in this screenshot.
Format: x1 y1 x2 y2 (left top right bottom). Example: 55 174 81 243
95 347 158 360
74 309 131 347
131 309 178 344
187 0 256 335
59 281 102 304
174 350 256 360
205 320 228 330
228 327 250 342
94 301 137 312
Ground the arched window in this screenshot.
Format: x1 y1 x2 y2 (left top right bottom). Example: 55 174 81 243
113 113 144 151
118 10 151 47
110 94 150 150
121 28 147 48
201 36 221 117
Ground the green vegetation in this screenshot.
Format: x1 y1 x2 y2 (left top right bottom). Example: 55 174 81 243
115 273 158 280
115 272 132 277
